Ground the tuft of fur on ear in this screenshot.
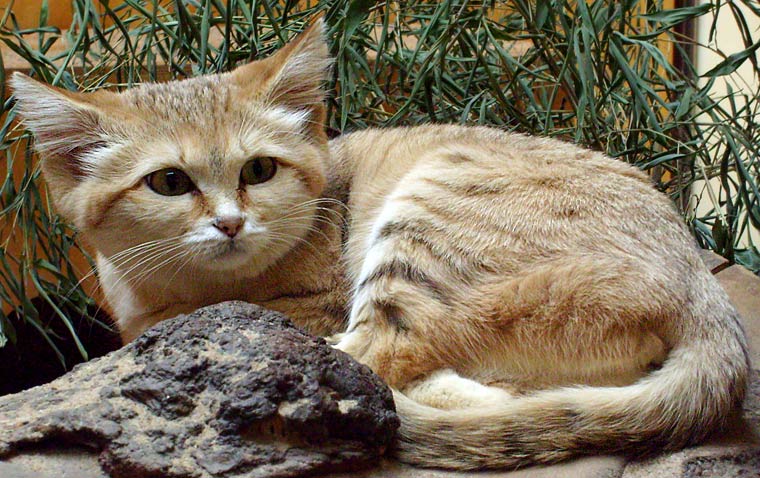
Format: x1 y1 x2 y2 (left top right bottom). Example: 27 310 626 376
265 19 332 109
10 73 111 180
233 19 332 114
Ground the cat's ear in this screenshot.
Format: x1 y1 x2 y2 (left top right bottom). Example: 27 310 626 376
232 19 331 113
10 73 117 181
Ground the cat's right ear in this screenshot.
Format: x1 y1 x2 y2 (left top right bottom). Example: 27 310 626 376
10 73 115 181
231 19 332 114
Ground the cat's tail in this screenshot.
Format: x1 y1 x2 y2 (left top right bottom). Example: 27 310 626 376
391 268 750 469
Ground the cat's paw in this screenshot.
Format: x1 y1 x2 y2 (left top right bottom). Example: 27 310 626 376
332 329 372 361
324 332 347 346
404 369 515 409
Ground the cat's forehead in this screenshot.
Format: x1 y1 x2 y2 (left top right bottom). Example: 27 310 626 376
116 74 310 167
116 73 306 140
121 74 250 123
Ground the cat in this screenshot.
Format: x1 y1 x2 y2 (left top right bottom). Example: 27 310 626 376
11 20 749 470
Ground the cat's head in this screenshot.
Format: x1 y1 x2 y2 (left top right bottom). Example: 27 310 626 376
11 21 331 275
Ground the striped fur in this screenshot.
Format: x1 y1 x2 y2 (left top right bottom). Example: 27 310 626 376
11 20 749 469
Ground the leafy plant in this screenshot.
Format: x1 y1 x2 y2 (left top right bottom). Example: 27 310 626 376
1 0 758 364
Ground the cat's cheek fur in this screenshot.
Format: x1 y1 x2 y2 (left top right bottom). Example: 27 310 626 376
46 180 128 237
85 190 191 257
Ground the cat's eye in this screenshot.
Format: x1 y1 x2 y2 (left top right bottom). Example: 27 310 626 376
240 157 277 186
145 168 195 196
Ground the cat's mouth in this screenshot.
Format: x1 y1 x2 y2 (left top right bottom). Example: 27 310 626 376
200 240 255 270
215 239 248 256
185 232 277 272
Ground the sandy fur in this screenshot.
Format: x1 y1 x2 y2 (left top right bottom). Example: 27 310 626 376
11 20 749 470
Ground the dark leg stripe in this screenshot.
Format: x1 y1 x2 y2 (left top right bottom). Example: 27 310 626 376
377 220 491 278
372 299 409 332
358 258 450 304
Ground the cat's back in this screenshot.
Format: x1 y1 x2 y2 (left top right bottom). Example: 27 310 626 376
329 124 670 229
330 124 693 278
330 124 651 192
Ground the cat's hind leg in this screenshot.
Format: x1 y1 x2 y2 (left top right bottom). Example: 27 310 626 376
335 200 485 388
334 281 455 388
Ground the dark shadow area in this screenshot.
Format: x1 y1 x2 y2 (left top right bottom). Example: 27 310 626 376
0 297 121 396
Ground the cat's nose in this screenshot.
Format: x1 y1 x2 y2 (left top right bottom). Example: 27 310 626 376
213 216 245 238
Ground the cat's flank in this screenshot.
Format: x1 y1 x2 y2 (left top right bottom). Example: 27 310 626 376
11 21 749 470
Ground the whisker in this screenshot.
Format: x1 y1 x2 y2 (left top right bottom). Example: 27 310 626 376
264 214 342 231
265 230 321 255
114 242 187 278
268 219 335 245
106 242 188 295
62 237 185 302
161 244 201 296
127 247 190 291
265 199 348 228
107 236 186 261
80 241 190 329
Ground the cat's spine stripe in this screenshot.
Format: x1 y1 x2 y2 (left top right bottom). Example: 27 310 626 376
444 152 475 164
422 176 510 196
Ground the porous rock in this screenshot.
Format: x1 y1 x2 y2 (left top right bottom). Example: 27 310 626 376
0 301 399 478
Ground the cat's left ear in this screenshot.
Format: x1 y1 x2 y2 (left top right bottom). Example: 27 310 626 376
232 19 331 115
10 73 120 182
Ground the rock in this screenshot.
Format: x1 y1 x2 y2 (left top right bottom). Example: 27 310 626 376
0 447 109 478
0 301 399 478
697 249 730 274
715 264 760 365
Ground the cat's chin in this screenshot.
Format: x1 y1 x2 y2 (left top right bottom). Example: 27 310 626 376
201 246 258 271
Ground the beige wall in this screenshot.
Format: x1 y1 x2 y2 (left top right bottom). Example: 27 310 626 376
0 0 73 29
693 0 760 247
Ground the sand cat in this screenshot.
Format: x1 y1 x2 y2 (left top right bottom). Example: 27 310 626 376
11 20 749 469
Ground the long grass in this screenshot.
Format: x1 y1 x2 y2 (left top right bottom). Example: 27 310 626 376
1 0 759 365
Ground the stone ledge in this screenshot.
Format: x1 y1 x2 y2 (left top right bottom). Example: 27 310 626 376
1 260 759 478
336 456 627 478
698 249 730 274
622 444 760 478
715 263 760 364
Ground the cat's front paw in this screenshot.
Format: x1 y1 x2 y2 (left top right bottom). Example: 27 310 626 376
324 332 347 346
331 328 371 359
